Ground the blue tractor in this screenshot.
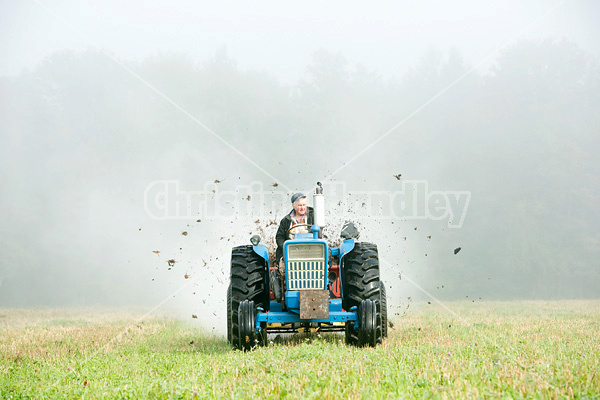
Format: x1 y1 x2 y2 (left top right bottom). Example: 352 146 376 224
226 183 388 350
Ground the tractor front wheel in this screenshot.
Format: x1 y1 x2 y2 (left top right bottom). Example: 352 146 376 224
230 245 268 350
345 321 357 346
358 299 379 347
238 300 257 351
380 281 388 338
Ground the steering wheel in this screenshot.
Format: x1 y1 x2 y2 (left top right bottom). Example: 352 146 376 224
287 223 312 238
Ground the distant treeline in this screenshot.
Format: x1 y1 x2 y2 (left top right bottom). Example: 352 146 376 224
0 39 598 305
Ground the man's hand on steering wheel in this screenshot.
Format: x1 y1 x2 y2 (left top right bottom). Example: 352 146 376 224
287 223 311 238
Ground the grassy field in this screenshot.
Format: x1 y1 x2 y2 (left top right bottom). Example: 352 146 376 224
1 301 599 399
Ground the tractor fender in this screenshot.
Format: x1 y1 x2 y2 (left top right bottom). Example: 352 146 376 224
251 243 271 309
339 239 355 261
252 244 270 267
337 239 355 302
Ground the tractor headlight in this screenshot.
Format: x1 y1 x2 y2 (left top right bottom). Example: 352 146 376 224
328 270 338 284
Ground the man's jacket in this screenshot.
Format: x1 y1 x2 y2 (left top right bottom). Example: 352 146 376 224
275 207 315 263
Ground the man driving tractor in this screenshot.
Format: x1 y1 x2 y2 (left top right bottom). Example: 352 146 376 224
227 183 387 350
275 192 315 273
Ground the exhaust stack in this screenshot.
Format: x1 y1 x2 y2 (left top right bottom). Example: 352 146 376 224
313 182 325 228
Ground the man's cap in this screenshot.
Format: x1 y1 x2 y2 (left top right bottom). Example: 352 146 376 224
291 192 306 204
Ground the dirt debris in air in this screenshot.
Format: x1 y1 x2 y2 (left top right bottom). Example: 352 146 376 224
393 174 402 180
152 250 160 255
454 247 462 255
182 231 188 236
167 259 176 267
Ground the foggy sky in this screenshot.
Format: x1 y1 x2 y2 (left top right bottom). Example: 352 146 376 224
2 0 600 82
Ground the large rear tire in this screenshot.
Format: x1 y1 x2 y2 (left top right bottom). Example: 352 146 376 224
230 245 268 350
342 242 383 346
343 242 381 310
226 284 232 344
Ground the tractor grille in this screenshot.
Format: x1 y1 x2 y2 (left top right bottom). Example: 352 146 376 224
286 243 326 290
288 261 326 290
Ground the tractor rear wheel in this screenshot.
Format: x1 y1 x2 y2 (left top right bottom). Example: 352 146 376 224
342 242 382 345
343 242 381 310
380 281 388 338
230 245 268 350
226 284 232 344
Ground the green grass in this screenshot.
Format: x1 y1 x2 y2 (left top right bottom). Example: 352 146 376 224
1 301 599 399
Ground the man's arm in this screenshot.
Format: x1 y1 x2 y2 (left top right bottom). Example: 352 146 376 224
276 217 289 250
